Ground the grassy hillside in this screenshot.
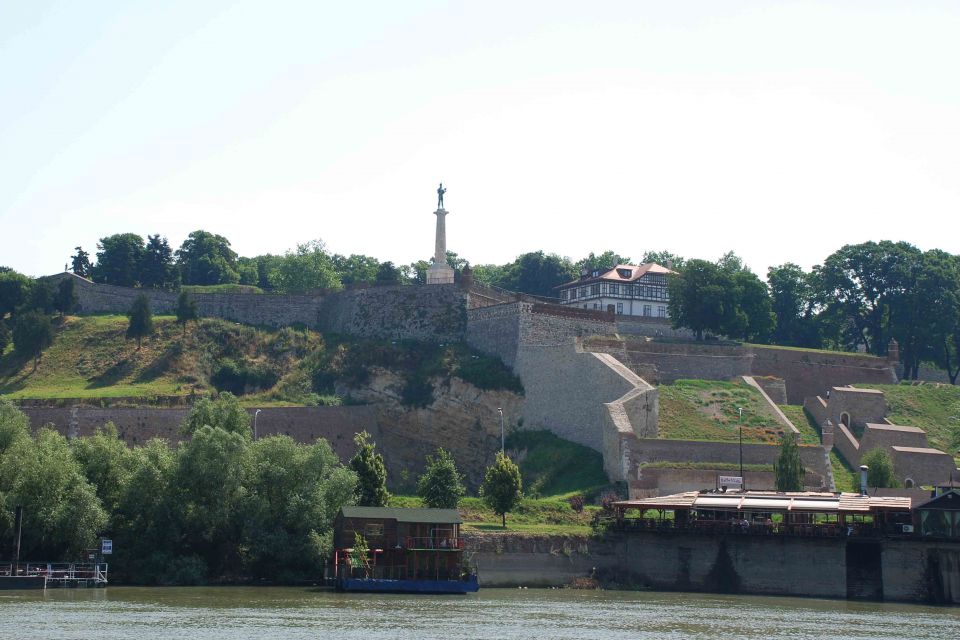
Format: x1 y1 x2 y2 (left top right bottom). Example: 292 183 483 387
778 404 822 445
505 430 609 498
391 495 598 535
658 379 804 444
857 383 960 456
0 314 521 405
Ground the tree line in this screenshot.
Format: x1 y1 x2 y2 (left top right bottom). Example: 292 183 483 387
0 395 523 583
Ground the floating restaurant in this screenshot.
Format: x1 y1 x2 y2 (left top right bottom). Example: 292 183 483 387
332 506 479 594
612 490 915 537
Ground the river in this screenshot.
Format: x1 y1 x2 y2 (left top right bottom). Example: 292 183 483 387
1 587 958 639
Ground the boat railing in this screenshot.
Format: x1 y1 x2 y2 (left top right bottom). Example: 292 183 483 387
342 564 471 582
615 518 910 538
0 562 108 584
404 537 464 550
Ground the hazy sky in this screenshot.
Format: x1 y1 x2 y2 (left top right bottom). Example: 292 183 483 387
2 1 958 278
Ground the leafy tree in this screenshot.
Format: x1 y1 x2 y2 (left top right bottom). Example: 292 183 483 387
332 253 381 286
140 235 179 290
273 240 342 293
480 451 523 527
0 397 31 454
417 448 466 509
0 319 9 355
469 263 508 287
861 448 899 488
72 423 136 521
642 250 686 271
576 250 632 273
498 251 577 298
93 233 146 286
732 269 774 342
773 434 804 492
175 291 199 336
126 294 153 349
236 257 260 286
0 428 108 559
349 431 389 507
666 259 731 340
0 269 32 317
176 230 240 286
407 259 431 285
70 246 92 278
55 277 78 317
26 279 55 315
180 393 251 438
375 261 402 285
13 310 53 365
768 263 820 347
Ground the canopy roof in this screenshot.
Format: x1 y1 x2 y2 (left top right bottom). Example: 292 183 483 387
615 490 911 514
339 506 463 524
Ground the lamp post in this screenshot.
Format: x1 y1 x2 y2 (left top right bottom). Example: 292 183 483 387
254 409 261 441
497 407 504 454
737 407 744 486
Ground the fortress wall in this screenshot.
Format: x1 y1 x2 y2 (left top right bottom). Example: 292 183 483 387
317 284 466 342
803 396 829 428
750 347 897 404
888 449 958 487
634 468 826 495
753 377 788 405
613 341 754 383
466 303 524 368
615 316 694 339
20 405 379 463
631 439 830 480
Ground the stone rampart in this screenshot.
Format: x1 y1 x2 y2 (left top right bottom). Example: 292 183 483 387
633 467 825 495
751 346 897 404
753 377 788 404
888 447 959 487
589 339 755 384
615 316 694 339
465 302 524 368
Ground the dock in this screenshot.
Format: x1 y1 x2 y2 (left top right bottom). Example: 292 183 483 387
0 562 109 589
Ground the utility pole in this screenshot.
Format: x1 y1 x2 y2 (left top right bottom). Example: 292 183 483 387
254 409 261 441
738 407 744 488
497 407 504 454
13 505 23 575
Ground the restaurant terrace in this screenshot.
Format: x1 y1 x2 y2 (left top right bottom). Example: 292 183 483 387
613 490 914 538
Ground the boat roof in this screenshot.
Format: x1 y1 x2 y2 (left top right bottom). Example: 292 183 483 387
339 506 463 524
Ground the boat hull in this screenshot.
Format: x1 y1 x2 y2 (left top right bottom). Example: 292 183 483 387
337 574 479 594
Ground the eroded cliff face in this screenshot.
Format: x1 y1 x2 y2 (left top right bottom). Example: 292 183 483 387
341 369 524 489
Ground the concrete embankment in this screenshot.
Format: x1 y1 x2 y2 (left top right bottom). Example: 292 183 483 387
464 532 960 604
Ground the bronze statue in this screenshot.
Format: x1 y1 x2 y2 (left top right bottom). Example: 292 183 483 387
437 183 446 209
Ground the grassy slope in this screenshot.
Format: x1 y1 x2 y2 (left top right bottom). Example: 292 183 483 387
658 379 801 444
857 383 960 456
0 315 191 399
505 430 608 498
391 495 598 535
778 404 822 445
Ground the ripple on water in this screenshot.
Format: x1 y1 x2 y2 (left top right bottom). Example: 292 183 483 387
1 587 958 640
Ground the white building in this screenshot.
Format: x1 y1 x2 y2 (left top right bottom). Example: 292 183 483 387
556 263 674 318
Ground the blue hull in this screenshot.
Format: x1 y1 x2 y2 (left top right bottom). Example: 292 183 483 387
337 575 479 594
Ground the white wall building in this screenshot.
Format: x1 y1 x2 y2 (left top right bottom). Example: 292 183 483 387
556 263 674 318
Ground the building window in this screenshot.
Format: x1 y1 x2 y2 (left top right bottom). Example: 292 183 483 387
609 284 619 296
570 288 577 300
658 306 667 317
580 287 588 298
583 304 588 309
643 305 652 316
364 523 384 537
593 303 599 309
590 284 600 296
616 303 623 314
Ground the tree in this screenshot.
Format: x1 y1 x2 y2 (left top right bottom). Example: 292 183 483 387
54 277 78 317
576 250 632 273
417 448 466 509
642 250 686 271
12 310 53 365
70 246 92 278
499 251 577 298
768 263 820 347
667 259 732 340
0 319 9 356
175 291 199 336
480 451 523 527
140 235 178 290
180 393 251 438
0 397 31 455
773 434 804 492
93 233 146 286
349 431 389 507
176 230 240 286
0 270 32 317
71 423 135 520
375 261 402 285
26 279 55 315
861 448 899 488
126 294 153 349
332 253 380 286
273 240 341 293
732 269 774 342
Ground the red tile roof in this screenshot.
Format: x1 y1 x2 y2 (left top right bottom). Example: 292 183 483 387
558 263 674 289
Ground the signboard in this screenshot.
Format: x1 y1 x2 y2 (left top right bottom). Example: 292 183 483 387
718 476 743 488
101 539 113 555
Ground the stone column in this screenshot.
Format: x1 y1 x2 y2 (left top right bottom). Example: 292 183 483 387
427 208 455 284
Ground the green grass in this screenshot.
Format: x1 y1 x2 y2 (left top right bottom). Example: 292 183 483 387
857 383 960 456
505 430 609 498
657 379 796 444
390 495 597 535
181 284 263 294
778 404 822 445
831 450 859 493
0 315 192 399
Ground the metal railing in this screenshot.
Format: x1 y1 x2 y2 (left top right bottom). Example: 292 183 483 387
614 518 912 539
0 562 108 585
404 537 464 550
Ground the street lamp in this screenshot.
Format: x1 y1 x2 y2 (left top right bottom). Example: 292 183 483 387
254 409 261 441
737 407 744 486
497 407 504 453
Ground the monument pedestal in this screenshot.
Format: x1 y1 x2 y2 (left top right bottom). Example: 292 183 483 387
426 263 455 284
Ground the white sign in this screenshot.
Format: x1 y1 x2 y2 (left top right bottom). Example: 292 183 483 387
718 476 743 488
101 539 113 555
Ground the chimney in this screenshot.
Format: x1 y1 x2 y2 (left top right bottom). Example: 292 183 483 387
887 338 900 364
580 266 589 279
859 465 869 496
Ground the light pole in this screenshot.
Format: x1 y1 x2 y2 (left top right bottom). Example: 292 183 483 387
737 407 744 486
254 409 261 441
497 407 504 454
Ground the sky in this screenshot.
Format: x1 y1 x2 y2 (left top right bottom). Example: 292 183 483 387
2 1 959 278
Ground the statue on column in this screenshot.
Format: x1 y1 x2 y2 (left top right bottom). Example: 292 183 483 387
437 183 446 209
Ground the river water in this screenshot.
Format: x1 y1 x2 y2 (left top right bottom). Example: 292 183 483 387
1 587 958 640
